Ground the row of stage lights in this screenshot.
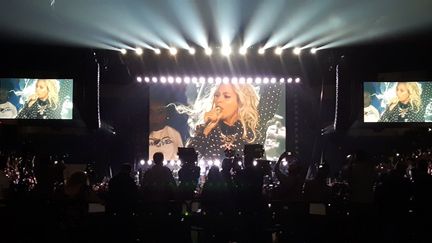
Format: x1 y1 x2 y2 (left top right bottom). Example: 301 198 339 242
136 76 301 84
121 46 317 57
139 159 289 167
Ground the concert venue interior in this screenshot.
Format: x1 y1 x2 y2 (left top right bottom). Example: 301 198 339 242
1 1 432 242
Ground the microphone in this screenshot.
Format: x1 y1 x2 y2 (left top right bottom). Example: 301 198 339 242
204 107 221 126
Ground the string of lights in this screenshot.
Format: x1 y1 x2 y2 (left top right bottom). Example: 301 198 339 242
135 76 301 84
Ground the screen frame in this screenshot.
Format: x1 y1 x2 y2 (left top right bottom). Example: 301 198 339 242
0 77 75 122
0 73 93 128
361 80 432 127
147 79 288 160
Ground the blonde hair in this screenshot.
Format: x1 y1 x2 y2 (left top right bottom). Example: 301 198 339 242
389 82 422 112
172 83 260 143
229 84 260 142
37 79 60 109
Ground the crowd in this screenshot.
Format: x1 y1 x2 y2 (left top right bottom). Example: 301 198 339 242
0 148 431 243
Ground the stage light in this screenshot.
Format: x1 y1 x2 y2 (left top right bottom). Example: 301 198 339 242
221 46 232 56
184 77 190 84
246 77 253 83
263 77 269 84
144 77 150 83
147 160 152 166
136 76 142 83
176 77 182 84
231 77 238 83
214 159 221 167
288 78 293 83
239 47 247 55
255 77 262 84
238 161 242 166
188 47 196 55
120 49 127 55
135 47 143 55
168 76 174 83
154 48 161 55
205 47 213 56
199 77 206 83
160 77 167 83
293 47 301 55
208 77 214 83
223 77 229 84
152 77 158 83
270 78 276 84
140 159 145 165
215 77 222 84
279 78 285 83
253 161 258 166
310 48 317 54
258 47 265 55
199 160 205 166
295 77 301 83
191 77 198 83
274 47 283 55
169 47 178 56
239 77 246 83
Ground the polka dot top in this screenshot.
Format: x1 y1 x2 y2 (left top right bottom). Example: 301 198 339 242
17 99 61 119
187 84 283 160
379 102 424 122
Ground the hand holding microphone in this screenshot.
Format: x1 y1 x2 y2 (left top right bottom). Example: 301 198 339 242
204 106 221 124
203 106 222 136
29 94 38 102
28 94 38 107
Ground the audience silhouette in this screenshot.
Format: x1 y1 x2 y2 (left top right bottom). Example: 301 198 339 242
274 152 305 202
1 146 432 242
108 163 138 214
141 152 176 202
177 150 200 201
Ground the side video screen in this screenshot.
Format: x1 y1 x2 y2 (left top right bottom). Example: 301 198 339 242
0 78 73 120
363 81 432 123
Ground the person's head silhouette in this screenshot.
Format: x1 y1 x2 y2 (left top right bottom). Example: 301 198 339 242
120 163 132 175
153 152 164 165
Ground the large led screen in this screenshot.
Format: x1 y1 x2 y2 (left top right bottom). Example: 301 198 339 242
363 81 432 123
149 80 286 161
0 78 73 120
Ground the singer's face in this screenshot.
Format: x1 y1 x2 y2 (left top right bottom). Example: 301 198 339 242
36 80 48 100
396 83 410 104
214 84 239 123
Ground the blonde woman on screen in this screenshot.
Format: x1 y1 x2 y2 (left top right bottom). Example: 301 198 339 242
17 79 61 119
175 82 283 159
379 82 424 122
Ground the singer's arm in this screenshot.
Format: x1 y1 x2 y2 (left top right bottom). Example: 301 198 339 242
203 107 221 136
